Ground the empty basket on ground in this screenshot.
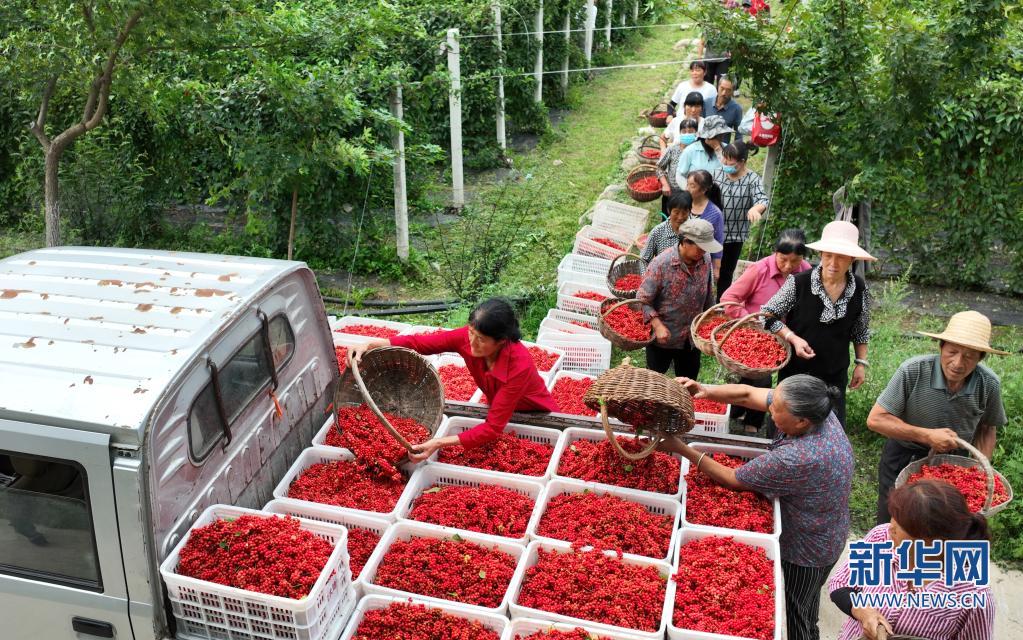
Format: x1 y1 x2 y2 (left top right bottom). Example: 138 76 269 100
598 298 653 351
634 134 663 163
690 301 743 356
584 199 651 239
894 436 1013 517
583 360 695 460
711 312 792 380
336 346 444 454
557 253 613 289
607 252 647 298
625 165 661 203
537 332 613 377
574 225 634 260
647 101 670 127
557 280 612 316
159 505 356 640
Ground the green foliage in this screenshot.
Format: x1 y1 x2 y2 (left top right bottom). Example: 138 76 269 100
690 0 1023 292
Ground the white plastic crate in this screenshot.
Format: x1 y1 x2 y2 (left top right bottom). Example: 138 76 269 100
433 354 484 403
394 465 544 544
527 478 682 563
272 446 419 521
557 253 613 289
536 333 612 377
398 324 450 336
360 521 527 615
520 340 564 383
557 280 612 317
330 316 411 339
508 540 675 640
683 442 782 540
550 427 688 500
427 417 564 480
544 308 599 332
573 225 634 260
340 595 510 640
545 370 628 430
668 529 784 640
312 410 449 451
508 617 651 640
159 505 356 640
691 403 731 435
589 199 651 239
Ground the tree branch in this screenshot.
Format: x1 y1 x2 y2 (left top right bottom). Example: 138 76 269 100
29 77 57 150
81 2 96 33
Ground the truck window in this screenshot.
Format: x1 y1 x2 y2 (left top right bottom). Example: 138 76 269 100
188 315 295 462
0 453 101 590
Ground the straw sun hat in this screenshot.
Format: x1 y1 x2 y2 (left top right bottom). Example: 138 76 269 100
805 220 876 261
917 310 1010 355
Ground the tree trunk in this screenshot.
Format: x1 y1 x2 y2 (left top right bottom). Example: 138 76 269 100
44 147 63 246
287 187 298 260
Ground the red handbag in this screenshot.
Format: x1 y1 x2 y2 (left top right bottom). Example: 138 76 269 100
750 112 781 147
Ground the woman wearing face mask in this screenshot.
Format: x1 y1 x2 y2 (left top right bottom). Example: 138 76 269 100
686 169 725 281
713 140 770 296
675 116 731 188
655 118 698 218
760 221 875 427
641 191 693 262
662 93 705 148
351 298 558 461
828 480 995 640
721 229 812 433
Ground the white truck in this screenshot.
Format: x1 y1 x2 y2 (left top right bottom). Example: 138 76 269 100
0 247 339 639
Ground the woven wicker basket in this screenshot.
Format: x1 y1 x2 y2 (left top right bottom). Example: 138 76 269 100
647 102 670 127
599 298 653 351
711 312 792 380
894 437 1013 517
626 164 661 203
583 360 695 460
336 346 445 453
606 253 647 299
634 134 663 163
690 301 743 356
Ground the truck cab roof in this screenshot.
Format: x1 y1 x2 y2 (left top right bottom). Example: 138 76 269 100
0 247 302 442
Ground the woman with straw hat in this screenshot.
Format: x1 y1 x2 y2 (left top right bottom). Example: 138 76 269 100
867 310 1008 524
760 220 876 428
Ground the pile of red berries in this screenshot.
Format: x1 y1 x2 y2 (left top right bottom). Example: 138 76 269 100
719 328 788 369
347 527 382 580
335 345 349 375
686 453 774 533
536 491 673 558
550 376 597 417
336 324 402 339
352 601 501 640
287 458 408 513
176 514 333 599
602 303 650 342
557 436 681 494
592 237 626 251
408 484 535 538
630 176 662 193
527 345 560 371
438 432 554 476
437 363 479 401
908 463 1010 512
693 398 727 414
327 404 430 476
573 290 609 302
614 274 643 291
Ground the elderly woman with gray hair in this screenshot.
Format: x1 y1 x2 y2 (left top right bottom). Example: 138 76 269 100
662 374 855 640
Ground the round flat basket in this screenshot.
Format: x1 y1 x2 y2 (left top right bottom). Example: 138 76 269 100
634 134 663 163
626 164 661 203
690 301 743 356
335 346 444 452
599 298 653 351
894 437 1013 517
647 102 670 127
712 312 791 380
583 360 695 460
606 253 647 299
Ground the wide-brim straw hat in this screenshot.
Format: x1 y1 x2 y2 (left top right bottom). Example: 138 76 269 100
805 220 876 261
917 310 1010 355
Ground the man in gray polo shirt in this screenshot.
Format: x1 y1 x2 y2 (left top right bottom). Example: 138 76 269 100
867 311 1009 524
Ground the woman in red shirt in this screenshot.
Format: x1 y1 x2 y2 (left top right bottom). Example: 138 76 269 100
352 298 557 462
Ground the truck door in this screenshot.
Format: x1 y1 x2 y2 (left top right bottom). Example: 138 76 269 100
0 419 134 640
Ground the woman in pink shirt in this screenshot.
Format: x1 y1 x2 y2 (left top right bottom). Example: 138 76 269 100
720 228 811 432
352 298 557 461
828 479 995 640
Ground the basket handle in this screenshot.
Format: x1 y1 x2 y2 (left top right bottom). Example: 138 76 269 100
692 301 744 330
924 437 996 513
346 350 416 453
608 252 645 274
718 312 766 347
599 401 661 461
627 164 659 180
601 298 643 321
